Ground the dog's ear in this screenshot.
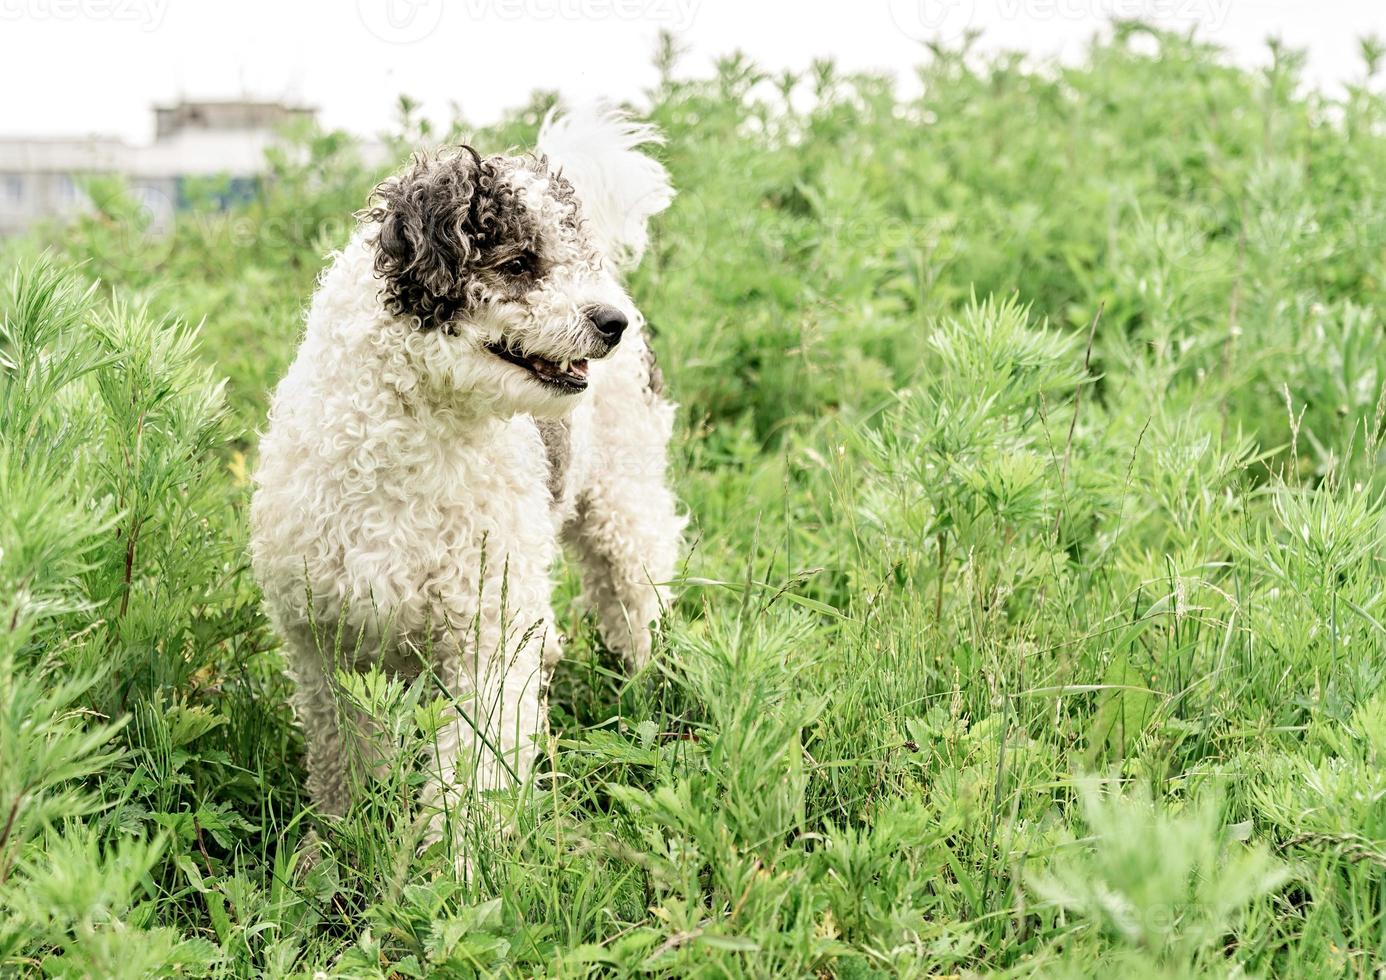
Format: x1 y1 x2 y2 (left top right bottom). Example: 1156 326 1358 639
363 146 489 330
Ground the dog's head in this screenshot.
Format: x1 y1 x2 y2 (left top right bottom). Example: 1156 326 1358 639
364 148 630 415
361 108 669 417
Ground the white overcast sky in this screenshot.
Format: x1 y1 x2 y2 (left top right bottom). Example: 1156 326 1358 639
2 0 1383 142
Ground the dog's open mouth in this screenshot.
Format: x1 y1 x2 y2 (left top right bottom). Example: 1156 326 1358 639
486 341 590 393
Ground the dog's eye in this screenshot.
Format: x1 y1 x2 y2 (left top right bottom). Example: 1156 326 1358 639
498 254 535 277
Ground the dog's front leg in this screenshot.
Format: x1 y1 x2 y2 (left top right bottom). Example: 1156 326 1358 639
283 622 391 818
567 464 681 674
418 626 547 869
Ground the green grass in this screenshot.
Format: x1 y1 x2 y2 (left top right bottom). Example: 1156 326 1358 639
3 24 1386 977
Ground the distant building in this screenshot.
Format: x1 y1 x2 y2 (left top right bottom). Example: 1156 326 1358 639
0 99 317 236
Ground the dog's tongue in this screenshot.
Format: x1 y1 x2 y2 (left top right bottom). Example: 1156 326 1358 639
530 355 589 382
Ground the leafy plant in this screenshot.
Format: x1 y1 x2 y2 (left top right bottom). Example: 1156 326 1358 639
3 23 1386 975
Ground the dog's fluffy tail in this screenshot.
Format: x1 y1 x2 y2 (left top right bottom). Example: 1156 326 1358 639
538 103 673 270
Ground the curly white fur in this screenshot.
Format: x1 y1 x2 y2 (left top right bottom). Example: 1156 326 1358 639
250 107 684 854
538 103 674 269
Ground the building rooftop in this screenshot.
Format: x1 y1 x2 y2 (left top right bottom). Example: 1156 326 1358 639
0 99 317 179
152 100 317 141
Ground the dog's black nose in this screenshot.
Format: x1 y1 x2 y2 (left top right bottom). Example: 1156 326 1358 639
586 305 628 343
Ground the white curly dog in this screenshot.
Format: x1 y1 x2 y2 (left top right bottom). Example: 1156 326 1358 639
250 107 683 843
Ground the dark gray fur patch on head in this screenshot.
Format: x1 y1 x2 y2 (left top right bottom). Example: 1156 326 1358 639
535 417 570 502
362 148 586 331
